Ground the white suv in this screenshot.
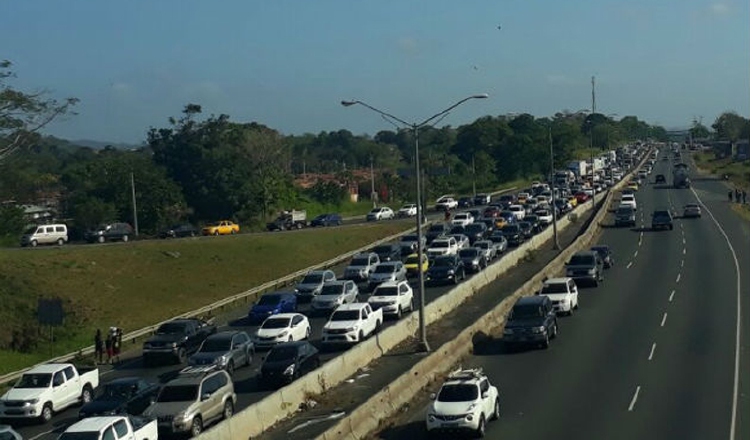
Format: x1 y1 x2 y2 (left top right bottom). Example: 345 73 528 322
620 194 637 211
426 368 500 437
538 277 579 315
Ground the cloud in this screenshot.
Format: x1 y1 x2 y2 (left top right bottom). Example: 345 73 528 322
710 2 729 15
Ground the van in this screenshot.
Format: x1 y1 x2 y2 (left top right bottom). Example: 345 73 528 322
21 224 68 247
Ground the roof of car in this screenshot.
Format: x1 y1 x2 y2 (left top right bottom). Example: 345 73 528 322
169 369 225 386
334 302 370 311
377 280 407 288
265 313 301 320
64 416 132 433
573 250 598 257
515 295 549 306
543 277 572 285
263 291 296 298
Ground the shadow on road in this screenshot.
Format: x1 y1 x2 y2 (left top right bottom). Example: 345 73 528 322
376 420 426 440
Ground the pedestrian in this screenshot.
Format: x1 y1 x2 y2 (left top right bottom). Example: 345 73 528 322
444 210 451 222
735 188 741 202
112 328 122 364
728 190 733 202
105 331 114 364
94 329 104 364
743 190 747 204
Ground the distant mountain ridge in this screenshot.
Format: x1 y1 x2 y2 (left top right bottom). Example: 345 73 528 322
71 139 143 150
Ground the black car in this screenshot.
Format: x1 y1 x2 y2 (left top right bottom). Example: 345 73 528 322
259 341 320 387
78 377 160 419
655 174 666 184
310 213 342 227
473 193 491 205
425 254 466 286
457 197 474 209
449 225 466 236
524 215 543 233
85 222 134 243
652 210 674 231
467 209 483 221
158 224 198 239
373 243 401 262
426 224 450 244
479 218 496 235
517 221 534 239
458 248 487 273
590 245 614 269
503 296 558 350
463 222 488 244
501 224 524 246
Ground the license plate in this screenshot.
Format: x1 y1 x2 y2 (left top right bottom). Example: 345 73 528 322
443 422 459 428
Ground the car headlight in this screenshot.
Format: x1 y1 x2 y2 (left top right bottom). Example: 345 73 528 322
532 326 546 334
170 342 178 348
283 364 295 376
428 413 436 422
277 331 288 338
216 356 228 366
447 270 455 275
26 398 39 405
175 411 188 422
588 268 596 275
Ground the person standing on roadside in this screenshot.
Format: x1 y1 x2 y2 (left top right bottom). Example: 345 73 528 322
113 328 123 364
105 331 114 364
728 190 733 202
94 329 103 364
735 188 741 202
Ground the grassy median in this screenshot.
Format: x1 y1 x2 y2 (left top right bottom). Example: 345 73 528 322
0 221 413 375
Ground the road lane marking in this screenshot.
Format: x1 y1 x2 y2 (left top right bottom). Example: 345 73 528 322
640 231 644 240
648 343 657 360
682 237 686 245
676 274 681 283
29 430 56 440
661 313 668 327
691 187 742 440
681 259 684 268
628 386 642 411
627 261 633 269
669 290 675 302
683 248 686 255
634 251 638 257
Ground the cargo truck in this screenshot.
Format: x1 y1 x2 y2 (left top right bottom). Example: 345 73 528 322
267 210 308 231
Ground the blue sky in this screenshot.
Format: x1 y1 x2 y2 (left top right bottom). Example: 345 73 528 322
2 0 748 143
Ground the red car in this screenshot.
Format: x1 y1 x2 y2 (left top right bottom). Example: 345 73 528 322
574 192 590 204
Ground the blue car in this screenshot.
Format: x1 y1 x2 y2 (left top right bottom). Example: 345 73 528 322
249 292 297 323
310 213 343 227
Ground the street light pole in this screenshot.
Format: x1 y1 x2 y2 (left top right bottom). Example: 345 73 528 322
341 94 489 352
370 155 376 208
549 127 560 250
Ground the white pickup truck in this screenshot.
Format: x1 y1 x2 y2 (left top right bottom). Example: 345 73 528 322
58 415 158 440
368 280 414 319
321 303 383 346
0 363 99 423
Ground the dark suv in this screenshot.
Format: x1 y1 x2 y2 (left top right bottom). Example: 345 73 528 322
565 251 604 287
503 296 558 349
85 222 134 243
372 243 402 262
425 254 466 286
651 210 674 231
426 224 450 244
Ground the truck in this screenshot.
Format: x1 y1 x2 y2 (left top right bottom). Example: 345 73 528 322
553 170 576 186
321 303 383 346
567 160 588 178
142 318 217 366
0 363 100 423
673 163 691 188
58 415 158 440
267 210 307 231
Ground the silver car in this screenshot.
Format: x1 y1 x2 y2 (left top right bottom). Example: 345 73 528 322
473 240 497 262
367 261 407 291
187 331 254 375
311 280 359 313
295 269 336 299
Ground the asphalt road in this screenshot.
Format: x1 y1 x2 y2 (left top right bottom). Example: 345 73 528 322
373 151 748 440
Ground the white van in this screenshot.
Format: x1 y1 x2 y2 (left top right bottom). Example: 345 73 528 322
21 224 68 247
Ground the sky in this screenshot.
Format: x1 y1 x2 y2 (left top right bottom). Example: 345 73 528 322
1 0 748 143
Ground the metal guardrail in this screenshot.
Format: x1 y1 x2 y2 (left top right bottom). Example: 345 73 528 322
0 186 520 386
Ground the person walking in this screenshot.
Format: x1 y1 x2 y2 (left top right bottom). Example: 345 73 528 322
728 190 733 202
735 188 741 202
105 331 114 364
743 190 747 205
94 329 104 364
113 328 123 364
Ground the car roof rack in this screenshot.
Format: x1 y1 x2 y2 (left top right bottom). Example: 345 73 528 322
447 367 485 381
179 365 218 376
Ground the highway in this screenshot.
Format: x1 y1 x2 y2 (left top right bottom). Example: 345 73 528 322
372 151 748 440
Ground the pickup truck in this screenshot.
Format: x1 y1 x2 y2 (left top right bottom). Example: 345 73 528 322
0 363 99 423
368 281 414 319
426 236 458 259
267 210 307 231
321 303 383 346
58 415 157 440
142 318 217 366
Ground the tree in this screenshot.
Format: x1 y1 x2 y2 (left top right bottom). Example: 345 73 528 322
712 112 748 142
0 60 78 161
0 204 25 239
689 120 711 140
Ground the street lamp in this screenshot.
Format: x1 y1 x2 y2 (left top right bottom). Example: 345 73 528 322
341 93 489 352
548 126 560 251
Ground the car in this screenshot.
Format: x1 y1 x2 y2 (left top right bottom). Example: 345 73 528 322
479 218 497 235
534 208 553 225
143 368 236 437
565 251 604 287
482 205 502 219
158 223 198 238
458 248 487 273
142 319 217 366
655 174 666 184
467 209 483 221
473 240 498 261
590 245 614 269
367 207 395 221
20 224 68 247
620 194 637 211
501 224 524 247
567 195 579 208
463 222 488 244
259 341 320 387
627 181 639 192
538 277 579 315
295 269 337 300
426 254 466 285
457 197 474 209
449 234 471 251
311 280 359 314
368 280 414 319
404 253 429 276
517 221 534 239
498 210 516 225
397 204 418 218
310 213 343 227
488 230 509 252
435 196 458 211
651 209 674 230
372 243 402 262
503 295 558 349
201 220 239 236
398 233 426 256
473 193 491 205
574 191 590 204
449 224 466 236
425 368 500 437
85 222 134 243
248 292 298 323
254 313 312 349
187 330 254 375
427 236 459 258
321 303 383 346
343 252 380 281
614 205 637 227
425 223 450 244
516 192 530 204
368 261 407 291
508 204 526 220
0 425 21 440
78 377 160 419
451 212 474 227
495 194 515 206
683 204 702 218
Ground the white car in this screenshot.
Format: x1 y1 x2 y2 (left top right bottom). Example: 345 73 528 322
534 195 549 205
451 212 474 227
435 196 458 211
620 194 637 211
534 208 553 225
321 303 383 346
449 234 471 250
538 277 579 315
426 368 500 437
368 280 414 319
367 207 395 221
311 280 359 313
427 237 459 258
508 204 526 221
254 313 311 348
398 204 418 217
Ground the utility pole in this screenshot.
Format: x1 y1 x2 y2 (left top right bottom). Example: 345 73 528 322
590 76 596 209
549 127 560 250
130 172 139 237
591 76 596 114
370 155 377 208
472 154 477 196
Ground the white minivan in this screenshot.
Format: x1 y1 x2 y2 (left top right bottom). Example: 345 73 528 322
21 224 68 247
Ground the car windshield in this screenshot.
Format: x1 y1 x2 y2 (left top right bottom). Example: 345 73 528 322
350 257 370 266
101 382 135 399
432 241 449 248
437 384 478 402
200 337 231 352
459 249 479 257
262 317 291 329
320 284 344 295
617 208 633 215
541 283 569 294
428 225 445 233
23 226 38 234
157 385 198 402
569 255 595 265
257 295 282 305
400 235 418 242
266 345 298 362
156 322 187 334
405 255 422 264
512 304 543 319
475 242 490 249
432 257 454 268
685 204 699 209
302 274 324 284
465 224 484 233
504 225 520 233
17 373 52 388
591 247 608 256
374 265 395 273
330 310 361 321
314 214 328 221
369 209 381 215
654 211 671 218
374 286 399 296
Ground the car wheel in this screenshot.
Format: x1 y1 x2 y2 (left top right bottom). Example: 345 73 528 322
222 400 234 420
288 335 294 342
396 306 402 319
190 416 203 437
81 385 93 404
122 235 129 242
552 322 559 339
226 360 235 376
492 398 501 420
246 349 253 366
176 348 187 364
214 230 219 236
190 231 196 237
30 239 38 247
57 238 65 246
40 403 53 423
305 326 311 339
475 415 486 438
454 274 460 285
97 235 105 243
230 229 236 234
358 330 364 342
541 333 550 349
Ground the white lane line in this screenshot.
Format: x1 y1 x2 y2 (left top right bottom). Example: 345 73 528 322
28 430 56 440
640 231 644 240
683 248 686 255
661 313 668 327
691 187 742 440
676 274 681 283
627 261 633 269
628 386 642 411
669 290 675 302
648 343 657 360
634 250 639 257
681 259 684 268
682 237 686 245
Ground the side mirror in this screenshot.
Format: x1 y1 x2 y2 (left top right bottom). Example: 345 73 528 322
201 393 211 401
482 392 489 399
429 392 437 400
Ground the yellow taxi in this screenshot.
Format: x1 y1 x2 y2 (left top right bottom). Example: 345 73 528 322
516 192 530 204
493 216 510 229
404 253 429 276
627 181 639 192
201 220 240 236
567 195 578 208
